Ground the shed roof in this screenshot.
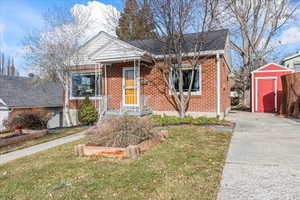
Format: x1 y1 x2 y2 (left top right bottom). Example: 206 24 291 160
252 63 294 73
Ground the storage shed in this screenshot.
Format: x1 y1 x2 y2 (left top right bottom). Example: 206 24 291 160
251 63 294 113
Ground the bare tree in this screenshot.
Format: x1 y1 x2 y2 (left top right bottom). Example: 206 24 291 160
223 0 300 105
0 52 18 76
23 6 91 126
147 0 221 117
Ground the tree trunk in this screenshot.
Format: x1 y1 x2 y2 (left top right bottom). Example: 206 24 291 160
64 80 73 126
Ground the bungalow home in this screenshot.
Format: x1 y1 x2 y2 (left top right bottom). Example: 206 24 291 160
67 29 231 125
0 76 63 130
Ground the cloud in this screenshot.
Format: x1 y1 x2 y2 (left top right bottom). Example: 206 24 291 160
276 26 300 45
71 1 120 40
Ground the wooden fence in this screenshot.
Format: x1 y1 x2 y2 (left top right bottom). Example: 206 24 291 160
280 73 300 118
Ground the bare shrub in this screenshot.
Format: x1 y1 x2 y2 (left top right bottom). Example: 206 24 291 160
86 116 156 148
4 112 51 131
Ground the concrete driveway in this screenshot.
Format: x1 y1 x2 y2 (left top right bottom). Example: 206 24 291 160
218 111 300 200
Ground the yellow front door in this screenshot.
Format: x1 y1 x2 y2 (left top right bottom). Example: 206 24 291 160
124 68 137 105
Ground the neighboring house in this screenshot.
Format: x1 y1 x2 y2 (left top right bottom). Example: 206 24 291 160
0 76 63 130
67 29 231 125
281 53 300 72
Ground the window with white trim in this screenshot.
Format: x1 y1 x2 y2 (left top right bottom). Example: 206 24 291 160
71 72 101 98
171 64 201 94
294 63 300 72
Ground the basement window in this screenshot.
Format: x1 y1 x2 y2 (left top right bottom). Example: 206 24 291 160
71 72 101 98
171 64 202 95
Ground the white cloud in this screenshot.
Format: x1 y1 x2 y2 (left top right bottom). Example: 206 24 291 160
276 26 300 45
71 1 120 41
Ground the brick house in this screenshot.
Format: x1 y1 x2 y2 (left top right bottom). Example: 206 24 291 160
66 29 231 125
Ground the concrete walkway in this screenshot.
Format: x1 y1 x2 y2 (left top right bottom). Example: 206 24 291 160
0 132 85 165
218 111 300 200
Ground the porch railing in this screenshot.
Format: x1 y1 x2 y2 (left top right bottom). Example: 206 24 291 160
119 95 151 114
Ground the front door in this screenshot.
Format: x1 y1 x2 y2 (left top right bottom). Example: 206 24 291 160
257 78 277 113
123 67 137 106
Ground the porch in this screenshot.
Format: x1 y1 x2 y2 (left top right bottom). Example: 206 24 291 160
99 95 153 117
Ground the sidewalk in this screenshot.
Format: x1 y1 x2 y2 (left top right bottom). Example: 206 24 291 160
0 132 85 165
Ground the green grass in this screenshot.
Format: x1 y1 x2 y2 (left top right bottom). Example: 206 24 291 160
0 127 87 155
0 126 231 200
151 115 231 126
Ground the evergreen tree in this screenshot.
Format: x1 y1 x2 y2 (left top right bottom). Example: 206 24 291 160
78 97 98 125
116 0 156 40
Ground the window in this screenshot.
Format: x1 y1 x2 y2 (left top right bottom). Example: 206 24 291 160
171 65 201 94
294 63 300 72
71 72 101 98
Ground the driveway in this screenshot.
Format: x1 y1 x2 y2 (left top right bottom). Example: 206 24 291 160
218 111 300 200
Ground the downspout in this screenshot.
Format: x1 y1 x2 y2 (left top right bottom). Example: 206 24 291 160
105 64 108 112
216 53 221 118
251 71 254 112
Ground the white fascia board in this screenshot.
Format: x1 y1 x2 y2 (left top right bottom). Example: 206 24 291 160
251 63 294 73
154 50 225 59
283 53 300 62
93 55 152 64
0 98 8 107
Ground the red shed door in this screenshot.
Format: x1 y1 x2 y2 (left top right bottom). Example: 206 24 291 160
257 78 276 113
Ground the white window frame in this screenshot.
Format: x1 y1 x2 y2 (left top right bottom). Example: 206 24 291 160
169 64 202 96
70 70 102 100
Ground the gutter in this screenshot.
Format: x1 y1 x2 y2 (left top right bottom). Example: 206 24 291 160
154 50 225 59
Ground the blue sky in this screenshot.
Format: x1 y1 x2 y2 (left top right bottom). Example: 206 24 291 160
1 0 300 74
0 0 123 75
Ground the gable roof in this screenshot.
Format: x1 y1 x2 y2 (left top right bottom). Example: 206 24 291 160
0 76 63 108
252 63 294 73
126 29 229 55
76 31 148 64
75 29 229 65
282 53 300 62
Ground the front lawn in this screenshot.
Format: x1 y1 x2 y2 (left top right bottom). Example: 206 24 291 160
0 126 231 200
0 127 87 155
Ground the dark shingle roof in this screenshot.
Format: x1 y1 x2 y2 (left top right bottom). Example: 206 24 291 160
0 76 63 108
126 29 229 55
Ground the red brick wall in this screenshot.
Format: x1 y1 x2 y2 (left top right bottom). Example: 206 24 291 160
68 56 231 114
140 57 217 112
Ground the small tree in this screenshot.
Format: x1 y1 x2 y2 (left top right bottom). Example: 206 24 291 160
222 0 300 105
78 97 98 125
23 6 91 126
148 0 221 118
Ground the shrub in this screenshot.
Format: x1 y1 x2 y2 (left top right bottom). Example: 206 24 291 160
86 116 156 148
78 97 98 125
3 112 51 130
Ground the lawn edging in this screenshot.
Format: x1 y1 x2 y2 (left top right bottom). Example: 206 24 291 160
0 129 48 148
75 130 169 159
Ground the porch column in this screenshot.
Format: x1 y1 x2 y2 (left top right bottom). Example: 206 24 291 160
134 59 141 112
